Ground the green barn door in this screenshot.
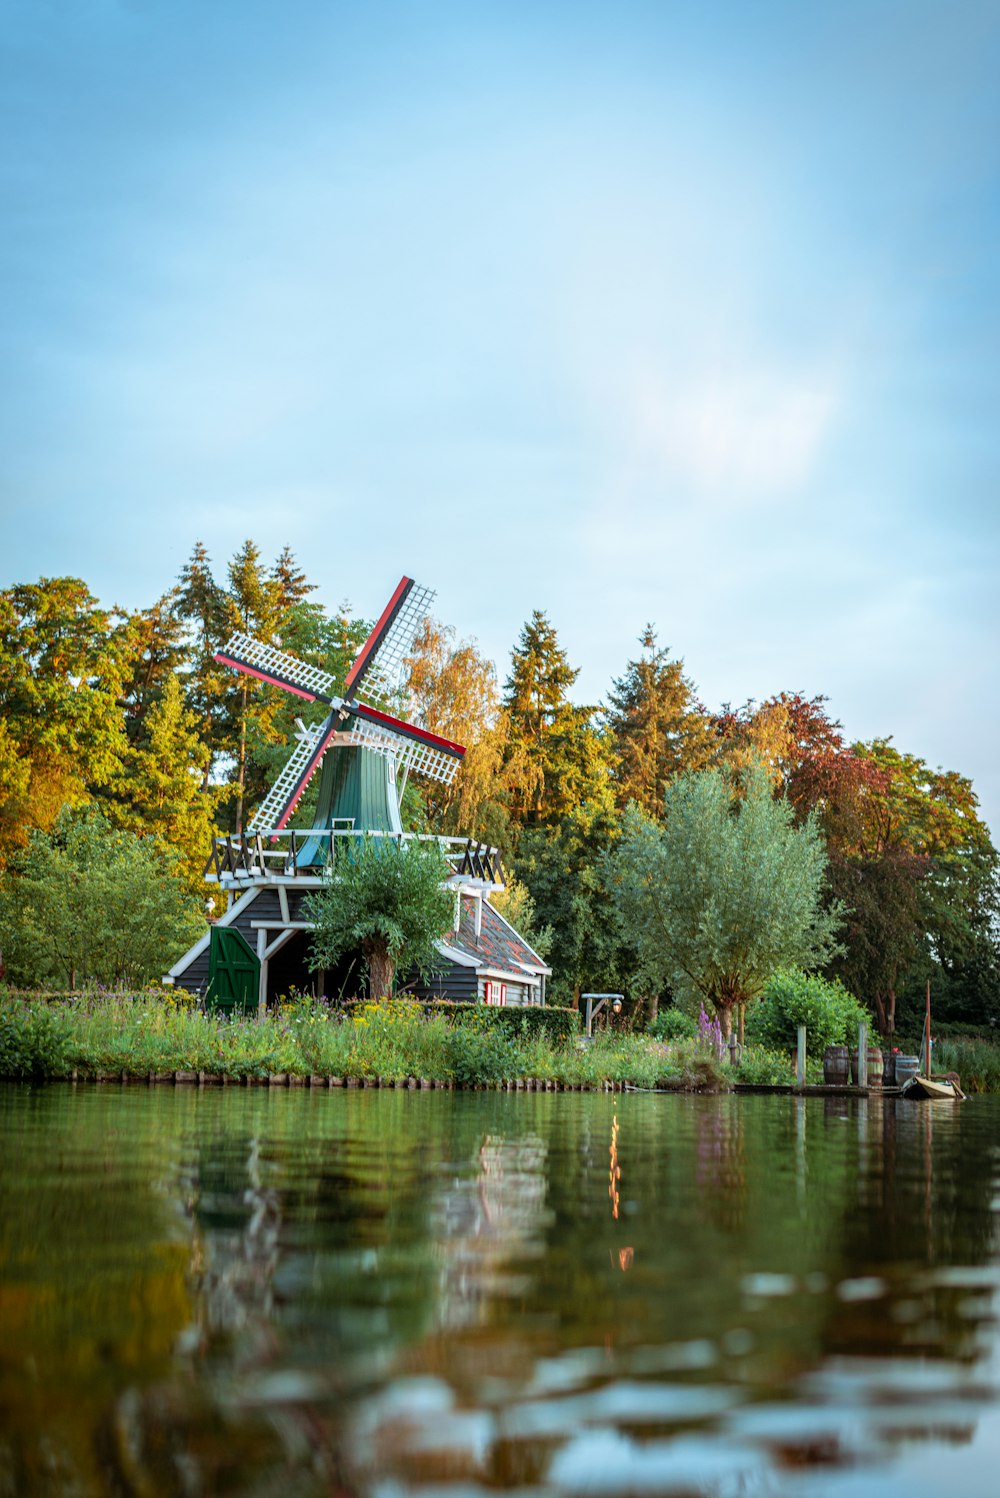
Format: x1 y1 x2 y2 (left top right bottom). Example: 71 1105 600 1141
206 927 260 1016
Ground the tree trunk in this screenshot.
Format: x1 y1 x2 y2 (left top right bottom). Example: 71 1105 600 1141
364 940 395 1000
871 989 888 1038
717 1003 733 1043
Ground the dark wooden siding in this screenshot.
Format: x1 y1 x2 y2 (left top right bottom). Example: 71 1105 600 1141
404 961 479 1004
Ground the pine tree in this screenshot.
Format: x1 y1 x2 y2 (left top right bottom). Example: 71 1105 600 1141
110 674 221 893
502 611 612 829
224 540 284 833
120 589 189 745
606 628 715 816
176 543 231 789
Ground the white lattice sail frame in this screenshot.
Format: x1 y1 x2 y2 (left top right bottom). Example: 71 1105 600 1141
347 714 460 785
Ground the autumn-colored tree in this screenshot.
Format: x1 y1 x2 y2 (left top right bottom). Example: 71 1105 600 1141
0 578 130 865
404 617 514 843
826 739 998 1034
606 627 715 816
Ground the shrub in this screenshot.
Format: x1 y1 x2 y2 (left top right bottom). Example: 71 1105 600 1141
746 968 868 1058
0 998 72 1078
334 998 579 1045
648 1008 697 1041
734 1045 796 1086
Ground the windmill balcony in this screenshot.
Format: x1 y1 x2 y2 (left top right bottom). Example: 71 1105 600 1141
203 826 505 895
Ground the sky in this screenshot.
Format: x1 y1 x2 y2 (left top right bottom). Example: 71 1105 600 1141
2 0 999 835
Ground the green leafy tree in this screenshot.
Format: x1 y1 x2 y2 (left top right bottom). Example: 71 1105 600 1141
0 805 204 989
610 763 843 1039
515 805 637 1008
606 627 715 816
502 611 614 832
119 589 190 745
307 838 454 998
108 675 221 892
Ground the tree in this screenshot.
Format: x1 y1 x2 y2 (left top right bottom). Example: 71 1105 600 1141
516 806 637 1008
107 675 221 893
404 617 515 841
0 805 204 989
306 838 454 998
826 738 998 1034
606 627 715 815
502 611 614 831
0 578 130 864
119 589 189 746
610 763 843 1039
176 541 232 788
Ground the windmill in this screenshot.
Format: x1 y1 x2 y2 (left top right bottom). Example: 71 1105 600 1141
169 573 547 1015
213 576 464 859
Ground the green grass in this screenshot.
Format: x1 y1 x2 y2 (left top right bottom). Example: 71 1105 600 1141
0 993 728 1091
932 1038 1000 1094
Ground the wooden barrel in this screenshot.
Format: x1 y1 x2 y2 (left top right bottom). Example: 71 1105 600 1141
823 1045 850 1085
850 1046 885 1086
895 1054 920 1087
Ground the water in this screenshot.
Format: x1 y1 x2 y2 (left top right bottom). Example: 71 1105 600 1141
2 1083 999 1496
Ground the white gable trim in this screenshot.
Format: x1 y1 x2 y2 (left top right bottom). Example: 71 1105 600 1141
483 900 552 975
165 886 262 981
435 940 480 969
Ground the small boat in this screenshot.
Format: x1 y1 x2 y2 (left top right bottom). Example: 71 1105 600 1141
900 1074 964 1102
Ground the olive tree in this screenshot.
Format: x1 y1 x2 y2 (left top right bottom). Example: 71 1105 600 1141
307 836 454 998
610 763 843 1039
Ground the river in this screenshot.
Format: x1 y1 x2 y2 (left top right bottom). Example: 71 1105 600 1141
1 1083 999 1496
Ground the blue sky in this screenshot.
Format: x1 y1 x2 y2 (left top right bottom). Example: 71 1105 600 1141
2 0 998 834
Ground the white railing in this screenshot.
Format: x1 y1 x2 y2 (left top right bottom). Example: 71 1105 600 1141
204 826 504 888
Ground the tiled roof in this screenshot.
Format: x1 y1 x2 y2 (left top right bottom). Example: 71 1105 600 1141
446 898 551 981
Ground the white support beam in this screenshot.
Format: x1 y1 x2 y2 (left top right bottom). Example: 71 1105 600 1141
263 927 298 963
256 927 268 1020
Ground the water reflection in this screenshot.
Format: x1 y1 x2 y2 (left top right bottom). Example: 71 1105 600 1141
1 1086 999 1495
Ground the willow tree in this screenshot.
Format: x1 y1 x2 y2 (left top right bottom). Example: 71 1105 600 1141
306 837 453 998
610 763 842 1039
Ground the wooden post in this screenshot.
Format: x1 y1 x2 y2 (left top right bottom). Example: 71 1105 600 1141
257 927 268 1022
858 1021 868 1089
796 1025 806 1088
924 978 932 1076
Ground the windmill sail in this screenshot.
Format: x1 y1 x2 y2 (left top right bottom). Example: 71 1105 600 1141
249 715 344 833
348 702 464 785
344 575 436 711
215 575 466 845
214 633 337 703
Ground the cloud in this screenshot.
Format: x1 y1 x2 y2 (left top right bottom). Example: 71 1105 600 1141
630 361 841 495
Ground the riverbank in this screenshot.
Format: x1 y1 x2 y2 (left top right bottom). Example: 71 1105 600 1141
1 992 728 1092
2 992 994 1092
